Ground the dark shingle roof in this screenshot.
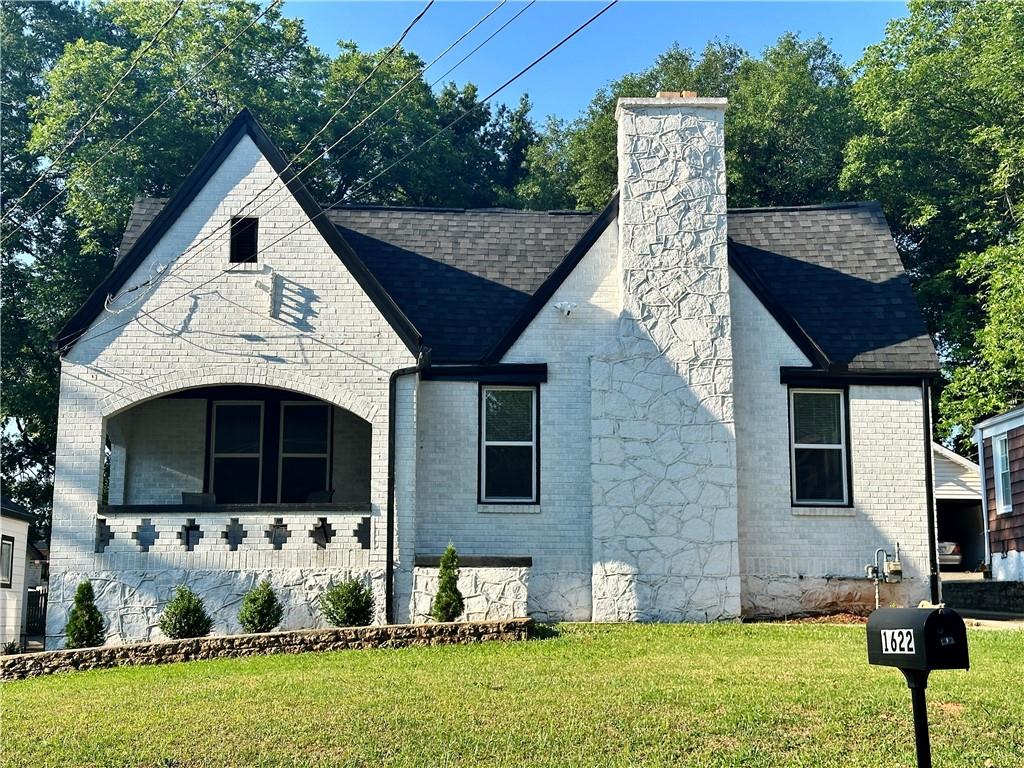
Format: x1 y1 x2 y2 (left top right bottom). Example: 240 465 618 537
113 197 936 371
727 201 937 372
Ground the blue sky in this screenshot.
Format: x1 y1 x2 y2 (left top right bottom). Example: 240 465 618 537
281 1 907 122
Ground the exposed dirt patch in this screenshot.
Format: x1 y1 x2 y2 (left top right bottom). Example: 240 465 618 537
746 612 869 625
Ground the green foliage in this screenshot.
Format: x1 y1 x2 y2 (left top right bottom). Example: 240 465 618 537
158 586 213 639
430 544 464 623
64 580 105 648
843 0 1024 437
2 641 22 655
1 1 542 532
320 578 374 627
559 36 855 210
938 238 1024 449
237 580 284 634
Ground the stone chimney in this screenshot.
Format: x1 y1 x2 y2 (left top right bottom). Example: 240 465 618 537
589 94 738 622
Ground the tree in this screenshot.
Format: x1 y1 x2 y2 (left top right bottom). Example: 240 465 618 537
515 116 576 211
430 544 464 623
65 580 106 648
1 1 100 538
842 0 1024 377
2 1 540 536
938 238 1024 449
726 34 857 208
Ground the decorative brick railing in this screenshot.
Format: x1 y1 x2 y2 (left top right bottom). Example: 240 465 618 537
0 618 533 681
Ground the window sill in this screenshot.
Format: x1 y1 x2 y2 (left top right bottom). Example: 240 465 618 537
478 503 541 515
791 505 856 518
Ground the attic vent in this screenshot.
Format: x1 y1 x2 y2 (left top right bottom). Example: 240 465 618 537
230 217 258 263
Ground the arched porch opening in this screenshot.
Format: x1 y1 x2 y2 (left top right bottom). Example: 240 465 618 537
102 384 372 513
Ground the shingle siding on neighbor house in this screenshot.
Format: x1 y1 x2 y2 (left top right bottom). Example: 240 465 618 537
46 100 941 646
47 133 415 647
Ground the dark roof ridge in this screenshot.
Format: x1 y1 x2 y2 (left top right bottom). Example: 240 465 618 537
325 202 599 216
727 200 877 214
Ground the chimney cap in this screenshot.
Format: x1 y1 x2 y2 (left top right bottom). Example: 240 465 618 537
655 90 698 99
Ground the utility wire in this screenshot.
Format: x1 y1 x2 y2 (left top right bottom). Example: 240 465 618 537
289 0 435 169
107 0 508 304
324 0 536 188
2 0 282 245
64 0 618 354
1 0 187 224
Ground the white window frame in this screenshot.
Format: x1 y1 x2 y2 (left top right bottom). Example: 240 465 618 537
480 385 538 503
278 401 332 503
789 388 849 506
210 401 264 504
993 433 1012 515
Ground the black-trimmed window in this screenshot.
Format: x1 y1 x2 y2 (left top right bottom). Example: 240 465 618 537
207 398 333 504
480 385 538 502
0 535 13 589
789 388 850 505
210 402 264 503
278 402 331 503
229 217 258 263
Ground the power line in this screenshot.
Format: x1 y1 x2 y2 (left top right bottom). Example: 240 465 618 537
326 0 536 195
290 0 436 169
1 0 186 224
64 0 618 354
1 0 282 245
107 0 510 304
429 0 534 88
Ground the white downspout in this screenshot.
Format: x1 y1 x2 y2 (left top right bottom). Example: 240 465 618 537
974 427 991 568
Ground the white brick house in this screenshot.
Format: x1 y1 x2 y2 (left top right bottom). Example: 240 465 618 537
46 95 941 647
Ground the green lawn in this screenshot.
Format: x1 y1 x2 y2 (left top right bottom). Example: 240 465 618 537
2 624 1021 767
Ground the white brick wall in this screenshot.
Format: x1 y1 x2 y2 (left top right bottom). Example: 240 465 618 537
415 223 620 621
48 134 415 646
731 274 932 615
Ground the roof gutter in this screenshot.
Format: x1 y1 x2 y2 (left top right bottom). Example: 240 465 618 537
922 378 940 603
385 350 430 623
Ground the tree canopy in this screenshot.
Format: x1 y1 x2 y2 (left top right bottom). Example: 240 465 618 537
2 0 1021 532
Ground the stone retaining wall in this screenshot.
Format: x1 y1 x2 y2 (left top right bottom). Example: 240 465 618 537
1 618 533 681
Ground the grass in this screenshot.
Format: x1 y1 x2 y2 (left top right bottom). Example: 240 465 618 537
1 623 1021 767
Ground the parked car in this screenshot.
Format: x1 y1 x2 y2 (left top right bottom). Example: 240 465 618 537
937 541 963 568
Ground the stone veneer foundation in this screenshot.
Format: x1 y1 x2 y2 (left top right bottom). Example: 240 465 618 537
0 618 533 681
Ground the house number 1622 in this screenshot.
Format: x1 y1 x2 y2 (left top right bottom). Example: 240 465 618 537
880 628 916 654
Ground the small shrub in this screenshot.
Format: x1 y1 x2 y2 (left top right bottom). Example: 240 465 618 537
238 580 284 633
431 544 464 622
320 578 374 627
2 641 21 655
159 586 213 639
65 579 106 648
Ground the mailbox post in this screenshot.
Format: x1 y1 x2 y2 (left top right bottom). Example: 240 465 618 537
866 607 970 768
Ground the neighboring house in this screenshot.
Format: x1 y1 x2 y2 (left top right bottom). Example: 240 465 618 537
931 442 984 571
46 95 941 648
975 404 1024 581
1 495 34 646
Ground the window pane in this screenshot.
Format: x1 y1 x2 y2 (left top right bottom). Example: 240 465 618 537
485 445 533 499
282 404 329 454
793 392 842 444
1000 469 1012 508
794 448 845 503
280 457 329 503
485 389 533 442
998 438 1009 472
214 405 261 453
213 457 260 503
0 541 12 582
